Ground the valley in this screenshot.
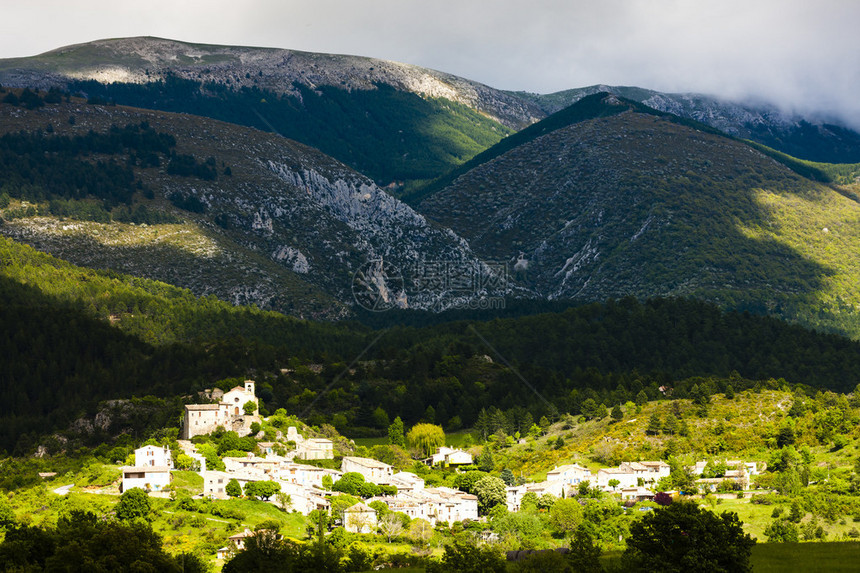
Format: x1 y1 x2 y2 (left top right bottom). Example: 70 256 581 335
2 36 860 572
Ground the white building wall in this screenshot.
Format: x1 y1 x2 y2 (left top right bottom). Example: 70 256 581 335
122 468 170 492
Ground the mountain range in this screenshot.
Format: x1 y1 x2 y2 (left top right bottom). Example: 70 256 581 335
2 37 859 183
2 37 860 338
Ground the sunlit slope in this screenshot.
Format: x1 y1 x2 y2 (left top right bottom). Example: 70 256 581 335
419 96 860 337
0 36 529 187
0 91 489 316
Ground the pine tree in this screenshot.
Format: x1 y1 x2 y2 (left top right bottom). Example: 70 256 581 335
478 446 495 472
387 416 405 447
646 412 662 435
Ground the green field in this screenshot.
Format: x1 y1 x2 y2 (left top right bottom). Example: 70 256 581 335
750 542 860 572
352 430 478 451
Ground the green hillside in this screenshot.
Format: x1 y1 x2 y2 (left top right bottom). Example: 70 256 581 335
417 94 860 339
64 76 512 189
0 235 370 451
407 93 830 204
7 225 860 453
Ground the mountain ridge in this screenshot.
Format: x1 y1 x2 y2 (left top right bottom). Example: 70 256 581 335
0 36 542 129
514 85 860 164
417 95 860 337
4 36 860 176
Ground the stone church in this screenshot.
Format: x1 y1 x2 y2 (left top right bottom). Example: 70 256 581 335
182 380 260 439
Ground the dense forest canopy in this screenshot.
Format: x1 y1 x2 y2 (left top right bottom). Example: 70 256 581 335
4 232 860 454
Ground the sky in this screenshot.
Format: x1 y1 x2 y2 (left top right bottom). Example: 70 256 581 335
3 0 860 126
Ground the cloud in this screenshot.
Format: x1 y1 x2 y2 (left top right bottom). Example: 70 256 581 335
2 0 859 127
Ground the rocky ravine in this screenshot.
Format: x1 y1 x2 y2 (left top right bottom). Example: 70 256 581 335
0 99 510 315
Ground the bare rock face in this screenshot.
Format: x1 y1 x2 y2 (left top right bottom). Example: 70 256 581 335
0 98 509 315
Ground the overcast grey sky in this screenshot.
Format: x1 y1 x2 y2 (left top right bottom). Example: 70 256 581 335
3 1 860 126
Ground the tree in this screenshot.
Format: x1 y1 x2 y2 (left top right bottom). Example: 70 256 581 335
225 478 242 498
547 498 583 535
477 446 495 472
275 492 292 512
0 498 14 530
568 523 603 573
332 472 366 496
663 413 679 435
580 398 599 419
764 519 799 543
115 487 151 521
321 474 334 491
243 400 257 416
378 512 404 543
624 501 755 573
527 423 543 440
453 470 489 495
372 406 390 429
777 421 796 447
520 491 539 512
388 416 406 446
608 479 620 491
473 475 506 515
499 468 516 486
646 412 662 435
408 518 434 546
0 512 205 573
611 404 623 422
427 540 506 573
537 493 556 511
244 480 281 501
406 423 445 458
667 457 697 494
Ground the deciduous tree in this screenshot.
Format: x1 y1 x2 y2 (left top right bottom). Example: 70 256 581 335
115 487 151 521
473 475 506 515
624 501 754 573
406 423 445 458
225 478 242 498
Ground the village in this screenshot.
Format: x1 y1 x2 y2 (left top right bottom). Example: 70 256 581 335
115 381 765 559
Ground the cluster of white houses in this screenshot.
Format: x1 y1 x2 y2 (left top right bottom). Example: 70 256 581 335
120 381 764 556
505 461 670 511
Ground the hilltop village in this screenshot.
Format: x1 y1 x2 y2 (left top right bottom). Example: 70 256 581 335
110 381 766 561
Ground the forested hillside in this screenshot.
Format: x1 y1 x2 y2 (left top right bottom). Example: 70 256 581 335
5 229 860 454
67 77 512 188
